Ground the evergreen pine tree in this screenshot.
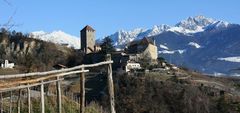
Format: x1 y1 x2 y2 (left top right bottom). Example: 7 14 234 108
100 36 115 54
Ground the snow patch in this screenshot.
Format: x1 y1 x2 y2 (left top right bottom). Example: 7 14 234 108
213 72 226 77
230 73 240 76
158 50 175 54
188 42 201 48
177 50 186 54
159 49 186 54
218 57 240 63
159 44 169 50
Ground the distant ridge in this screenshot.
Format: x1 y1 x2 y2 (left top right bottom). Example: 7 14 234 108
30 30 80 49
107 15 230 47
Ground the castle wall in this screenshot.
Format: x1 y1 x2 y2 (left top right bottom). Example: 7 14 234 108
86 30 95 53
81 29 96 54
140 44 158 60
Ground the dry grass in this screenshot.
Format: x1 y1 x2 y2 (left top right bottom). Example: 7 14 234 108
0 68 20 75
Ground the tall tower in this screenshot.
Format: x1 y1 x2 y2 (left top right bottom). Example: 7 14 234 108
81 25 96 54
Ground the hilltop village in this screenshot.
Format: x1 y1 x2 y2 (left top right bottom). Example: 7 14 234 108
79 25 176 73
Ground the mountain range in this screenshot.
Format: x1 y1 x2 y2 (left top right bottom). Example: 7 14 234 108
108 15 240 75
30 15 240 75
108 15 230 47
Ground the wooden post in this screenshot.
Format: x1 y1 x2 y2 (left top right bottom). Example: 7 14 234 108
106 54 116 113
17 89 21 113
27 85 31 113
56 76 62 113
9 91 12 113
80 67 85 113
71 93 73 113
0 93 2 113
41 80 45 113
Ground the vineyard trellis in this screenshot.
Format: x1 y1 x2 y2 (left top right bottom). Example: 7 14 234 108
0 54 116 113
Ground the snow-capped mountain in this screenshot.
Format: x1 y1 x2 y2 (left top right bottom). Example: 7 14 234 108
30 31 80 49
151 22 239 75
108 25 171 47
205 21 230 31
109 28 147 46
140 25 171 38
109 15 230 47
107 15 240 75
175 15 215 32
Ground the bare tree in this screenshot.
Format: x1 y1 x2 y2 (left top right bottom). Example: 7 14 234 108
3 0 12 6
0 0 19 31
2 9 18 30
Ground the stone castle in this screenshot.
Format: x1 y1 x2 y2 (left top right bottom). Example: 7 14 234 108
80 25 158 62
80 25 101 54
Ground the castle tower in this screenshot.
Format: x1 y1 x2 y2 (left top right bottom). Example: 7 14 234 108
81 25 96 54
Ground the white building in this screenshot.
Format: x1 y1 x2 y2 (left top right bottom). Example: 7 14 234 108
125 62 141 72
1 60 14 69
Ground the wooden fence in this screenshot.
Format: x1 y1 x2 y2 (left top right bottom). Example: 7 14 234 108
0 54 116 113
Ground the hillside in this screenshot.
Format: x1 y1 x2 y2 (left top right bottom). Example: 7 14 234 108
59 60 240 113
111 68 240 113
0 30 83 73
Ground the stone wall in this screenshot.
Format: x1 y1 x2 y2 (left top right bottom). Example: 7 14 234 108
81 30 96 54
140 44 158 60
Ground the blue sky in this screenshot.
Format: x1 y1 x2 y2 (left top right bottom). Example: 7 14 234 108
1 0 240 39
